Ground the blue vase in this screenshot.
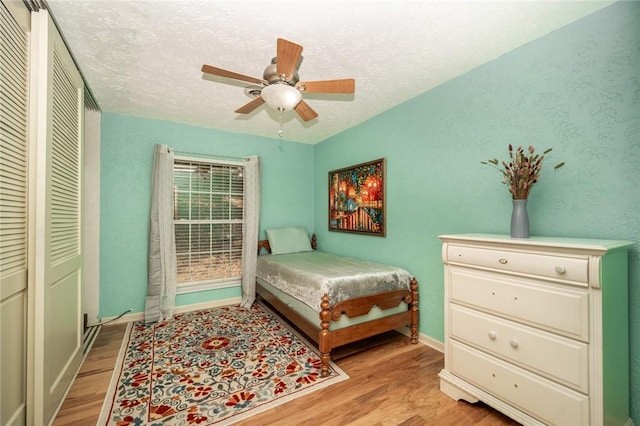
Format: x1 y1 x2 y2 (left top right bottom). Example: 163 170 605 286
511 199 529 238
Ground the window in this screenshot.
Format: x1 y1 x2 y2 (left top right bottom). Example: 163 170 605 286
173 158 244 290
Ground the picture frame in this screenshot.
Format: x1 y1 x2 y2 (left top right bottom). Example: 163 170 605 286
328 158 386 237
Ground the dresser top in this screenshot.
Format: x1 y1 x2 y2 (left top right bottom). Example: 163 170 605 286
439 233 634 253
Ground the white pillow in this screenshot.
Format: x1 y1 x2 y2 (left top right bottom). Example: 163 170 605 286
266 227 313 255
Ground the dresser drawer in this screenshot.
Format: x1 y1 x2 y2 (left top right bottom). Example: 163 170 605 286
446 244 589 286
449 268 589 341
450 305 589 393
450 341 589 426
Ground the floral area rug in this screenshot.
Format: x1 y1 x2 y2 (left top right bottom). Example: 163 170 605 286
98 302 348 425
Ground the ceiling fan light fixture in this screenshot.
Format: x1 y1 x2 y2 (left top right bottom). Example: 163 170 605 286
260 83 302 112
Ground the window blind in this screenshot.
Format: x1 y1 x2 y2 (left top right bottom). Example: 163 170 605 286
173 160 244 284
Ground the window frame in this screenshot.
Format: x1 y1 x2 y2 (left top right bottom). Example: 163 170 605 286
173 155 244 294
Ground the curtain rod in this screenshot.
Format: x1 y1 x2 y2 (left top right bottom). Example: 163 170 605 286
170 148 247 162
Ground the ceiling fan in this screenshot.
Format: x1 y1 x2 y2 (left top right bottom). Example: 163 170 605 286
201 38 355 124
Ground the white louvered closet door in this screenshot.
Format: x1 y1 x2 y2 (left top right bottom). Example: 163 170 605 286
0 1 30 425
31 9 84 424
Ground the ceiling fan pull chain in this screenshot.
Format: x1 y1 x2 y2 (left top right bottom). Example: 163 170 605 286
278 108 284 137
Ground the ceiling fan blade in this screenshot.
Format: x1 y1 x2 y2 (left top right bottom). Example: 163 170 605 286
235 96 265 114
296 79 355 94
202 64 267 85
276 38 303 82
294 100 319 122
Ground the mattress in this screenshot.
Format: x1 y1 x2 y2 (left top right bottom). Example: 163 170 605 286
256 251 412 312
257 277 409 331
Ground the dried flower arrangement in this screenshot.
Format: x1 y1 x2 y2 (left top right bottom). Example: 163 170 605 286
482 145 564 200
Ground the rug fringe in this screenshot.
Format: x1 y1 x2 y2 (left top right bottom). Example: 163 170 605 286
97 322 133 426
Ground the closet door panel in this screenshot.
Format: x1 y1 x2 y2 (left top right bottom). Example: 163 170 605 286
0 1 29 424
31 9 84 424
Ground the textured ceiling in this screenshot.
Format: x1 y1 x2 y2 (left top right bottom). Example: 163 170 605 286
45 0 613 144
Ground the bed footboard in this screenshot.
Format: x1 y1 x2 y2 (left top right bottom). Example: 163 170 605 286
256 278 419 378
318 277 419 377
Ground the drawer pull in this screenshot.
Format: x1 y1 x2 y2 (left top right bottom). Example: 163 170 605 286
498 258 508 264
488 331 497 340
510 339 519 349
555 265 567 274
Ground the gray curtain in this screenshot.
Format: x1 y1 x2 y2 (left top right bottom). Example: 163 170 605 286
240 156 261 307
145 144 177 322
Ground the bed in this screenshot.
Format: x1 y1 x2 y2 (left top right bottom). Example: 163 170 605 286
255 227 419 377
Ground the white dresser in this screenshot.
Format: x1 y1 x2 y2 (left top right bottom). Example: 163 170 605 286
438 234 633 426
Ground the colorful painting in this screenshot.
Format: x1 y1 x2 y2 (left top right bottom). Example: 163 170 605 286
328 158 385 236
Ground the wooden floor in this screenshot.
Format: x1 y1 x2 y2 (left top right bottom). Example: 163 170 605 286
53 321 520 426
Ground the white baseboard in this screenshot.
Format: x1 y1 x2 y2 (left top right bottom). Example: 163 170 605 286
395 326 444 353
419 333 444 352
97 296 243 325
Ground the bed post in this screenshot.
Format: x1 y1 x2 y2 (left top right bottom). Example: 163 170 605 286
409 278 419 344
319 294 331 377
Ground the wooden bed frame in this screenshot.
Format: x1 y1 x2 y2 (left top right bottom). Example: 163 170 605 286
256 235 419 377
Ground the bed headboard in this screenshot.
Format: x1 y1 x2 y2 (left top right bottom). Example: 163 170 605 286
257 233 317 254
257 239 272 254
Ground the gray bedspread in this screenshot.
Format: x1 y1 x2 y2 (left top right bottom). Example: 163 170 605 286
256 251 412 312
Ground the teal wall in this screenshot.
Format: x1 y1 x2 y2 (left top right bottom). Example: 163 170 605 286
313 1 639 421
100 113 315 317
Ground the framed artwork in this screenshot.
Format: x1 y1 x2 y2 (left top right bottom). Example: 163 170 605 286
328 158 386 237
